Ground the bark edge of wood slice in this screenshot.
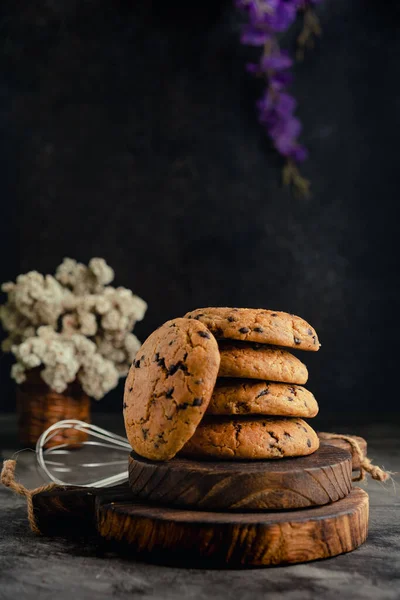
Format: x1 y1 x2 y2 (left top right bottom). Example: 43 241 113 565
96 487 369 568
128 445 352 510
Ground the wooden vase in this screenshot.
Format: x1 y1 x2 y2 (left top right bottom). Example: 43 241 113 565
16 369 90 448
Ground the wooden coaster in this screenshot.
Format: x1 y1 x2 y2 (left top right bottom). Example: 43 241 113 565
96 487 369 568
128 445 352 511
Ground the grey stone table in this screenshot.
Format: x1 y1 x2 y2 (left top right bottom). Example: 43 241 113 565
1 413 399 600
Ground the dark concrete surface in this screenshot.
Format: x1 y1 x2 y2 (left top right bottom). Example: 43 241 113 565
0 413 399 600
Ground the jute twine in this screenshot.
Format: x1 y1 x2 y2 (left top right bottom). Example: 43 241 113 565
320 432 391 482
0 459 57 534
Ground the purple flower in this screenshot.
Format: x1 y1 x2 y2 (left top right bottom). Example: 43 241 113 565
236 0 309 166
276 92 297 116
290 144 308 162
265 1 298 31
260 50 293 71
241 24 271 46
270 69 293 89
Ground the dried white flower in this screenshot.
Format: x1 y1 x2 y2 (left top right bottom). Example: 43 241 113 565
1 257 147 399
89 258 114 286
11 363 26 384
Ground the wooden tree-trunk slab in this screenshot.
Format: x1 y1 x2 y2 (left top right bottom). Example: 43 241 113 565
32 484 128 535
96 487 369 568
318 433 367 471
128 445 352 511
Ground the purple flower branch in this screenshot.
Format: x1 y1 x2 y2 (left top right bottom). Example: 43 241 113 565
236 0 321 194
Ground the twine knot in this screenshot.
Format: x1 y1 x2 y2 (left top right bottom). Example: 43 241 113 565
1 459 57 534
320 433 391 482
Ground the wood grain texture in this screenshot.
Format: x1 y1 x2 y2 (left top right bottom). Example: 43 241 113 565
128 445 352 510
318 434 367 470
96 487 369 567
32 484 128 535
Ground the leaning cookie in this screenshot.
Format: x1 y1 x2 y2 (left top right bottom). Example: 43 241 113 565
218 342 308 384
208 379 318 418
185 307 320 351
180 417 320 460
123 318 220 460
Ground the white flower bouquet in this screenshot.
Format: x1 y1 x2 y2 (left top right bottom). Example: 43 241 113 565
0 258 147 400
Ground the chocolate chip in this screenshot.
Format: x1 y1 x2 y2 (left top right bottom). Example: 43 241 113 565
168 362 189 376
284 432 292 438
178 403 189 410
271 313 278 317
307 438 311 447
256 387 269 398
123 402 127 409
302 426 308 433
134 359 141 368
294 337 301 345
308 328 313 335
227 316 236 322
142 428 149 440
288 386 296 394
198 331 210 339
168 364 179 376
287 396 294 402
154 354 166 369
165 387 174 398
192 398 203 406
239 327 250 334
253 327 264 333
194 378 203 384
169 340 175 345
128 387 133 392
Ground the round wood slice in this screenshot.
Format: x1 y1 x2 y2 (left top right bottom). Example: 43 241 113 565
128 445 352 511
31 483 129 535
318 433 367 471
96 487 369 567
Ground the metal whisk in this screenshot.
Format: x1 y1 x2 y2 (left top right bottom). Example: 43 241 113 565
35 419 131 487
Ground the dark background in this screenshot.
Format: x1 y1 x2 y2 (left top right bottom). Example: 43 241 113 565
0 0 399 422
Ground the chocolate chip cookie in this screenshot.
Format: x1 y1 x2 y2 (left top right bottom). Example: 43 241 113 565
208 379 318 418
218 342 308 384
180 417 319 459
185 307 320 350
123 318 220 460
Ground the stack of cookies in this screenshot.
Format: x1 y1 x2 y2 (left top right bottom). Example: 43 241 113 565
123 307 320 463
180 308 320 460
